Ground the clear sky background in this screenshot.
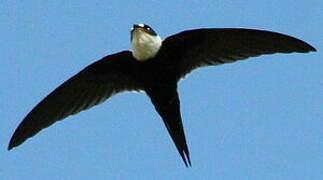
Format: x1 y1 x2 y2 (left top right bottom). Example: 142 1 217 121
1 1 322 179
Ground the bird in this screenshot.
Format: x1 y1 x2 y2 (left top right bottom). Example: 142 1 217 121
8 23 316 167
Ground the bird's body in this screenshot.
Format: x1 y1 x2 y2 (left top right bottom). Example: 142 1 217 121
8 24 316 167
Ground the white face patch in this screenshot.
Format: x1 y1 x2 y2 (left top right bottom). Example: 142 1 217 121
131 28 162 61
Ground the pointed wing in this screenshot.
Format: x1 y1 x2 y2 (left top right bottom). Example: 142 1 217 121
146 87 191 167
9 51 142 150
160 28 316 78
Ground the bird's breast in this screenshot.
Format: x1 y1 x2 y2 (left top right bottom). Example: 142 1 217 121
131 31 162 61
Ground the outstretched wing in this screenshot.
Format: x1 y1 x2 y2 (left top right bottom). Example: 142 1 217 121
160 28 316 78
8 51 142 150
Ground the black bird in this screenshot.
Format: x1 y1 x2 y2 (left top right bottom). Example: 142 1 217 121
8 24 316 167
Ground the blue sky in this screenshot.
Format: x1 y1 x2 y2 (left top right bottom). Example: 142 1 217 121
1 1 322 179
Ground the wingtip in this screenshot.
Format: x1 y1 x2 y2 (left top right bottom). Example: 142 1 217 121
8 139 17 151
8 143 14 151
310 46 317 52
8 133 22 151
306 44 317 52
304 42 316 52
295 44 316 54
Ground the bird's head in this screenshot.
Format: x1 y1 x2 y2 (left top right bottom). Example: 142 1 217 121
130 24 162 61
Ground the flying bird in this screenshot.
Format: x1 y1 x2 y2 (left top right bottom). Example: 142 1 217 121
8 24 316 167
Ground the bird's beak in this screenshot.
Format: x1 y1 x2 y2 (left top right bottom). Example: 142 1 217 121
131 24 140 33
132 24 146 31
133 24 140 29
130 24 142 40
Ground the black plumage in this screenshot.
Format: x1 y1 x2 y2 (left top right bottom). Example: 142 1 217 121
8 26 316 167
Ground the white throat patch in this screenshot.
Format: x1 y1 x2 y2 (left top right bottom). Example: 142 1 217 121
131 29 162 61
